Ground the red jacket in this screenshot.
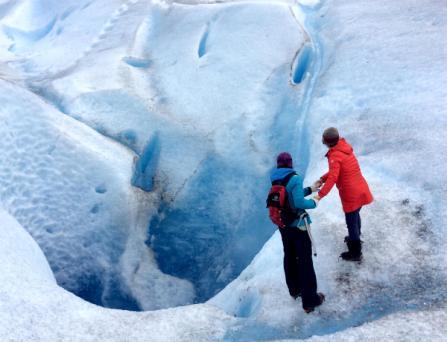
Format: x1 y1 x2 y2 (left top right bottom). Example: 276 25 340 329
318 138 373 213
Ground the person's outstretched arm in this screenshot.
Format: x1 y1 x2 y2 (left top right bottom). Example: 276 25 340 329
320 172 329 183
290 176 317 209
303 186 312 197
318 158 341 198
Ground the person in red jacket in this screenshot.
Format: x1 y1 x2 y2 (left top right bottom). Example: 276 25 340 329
313 127 373 261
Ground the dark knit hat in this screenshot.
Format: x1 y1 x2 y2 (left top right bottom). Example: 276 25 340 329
322 127 340 147
277 152 293 168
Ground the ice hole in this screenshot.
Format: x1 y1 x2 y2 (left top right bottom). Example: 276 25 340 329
292 43 313 84
198 27 210 58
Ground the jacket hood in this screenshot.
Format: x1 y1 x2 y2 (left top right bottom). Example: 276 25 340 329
270 168 295 182
328 138 353 156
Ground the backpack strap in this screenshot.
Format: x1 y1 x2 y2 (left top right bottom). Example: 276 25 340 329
274 172 307 220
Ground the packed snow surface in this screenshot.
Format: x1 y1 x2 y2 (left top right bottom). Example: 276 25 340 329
1 0 447 341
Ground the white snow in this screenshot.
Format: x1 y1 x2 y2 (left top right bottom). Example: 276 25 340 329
0 0 446 340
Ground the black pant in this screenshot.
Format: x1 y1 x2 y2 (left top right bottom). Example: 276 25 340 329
279 227 321 308
345 207 362 241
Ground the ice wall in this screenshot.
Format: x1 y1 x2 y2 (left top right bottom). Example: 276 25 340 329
0 0 311 308
0 78 196 310
137 2 310 301
0 209 234 341
0 79 138 308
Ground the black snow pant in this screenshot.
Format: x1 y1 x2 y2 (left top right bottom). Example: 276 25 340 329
279 226 321 309
345 207 362 241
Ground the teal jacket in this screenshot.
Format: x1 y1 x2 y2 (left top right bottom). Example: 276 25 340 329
270 168 317 228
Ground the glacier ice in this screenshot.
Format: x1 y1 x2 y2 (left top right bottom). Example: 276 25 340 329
0 209 234 341
0 78 195 310
212 0 447 339
0 0 447 340
1 0 312 307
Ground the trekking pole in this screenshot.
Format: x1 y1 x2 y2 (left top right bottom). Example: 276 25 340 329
301 213 317 257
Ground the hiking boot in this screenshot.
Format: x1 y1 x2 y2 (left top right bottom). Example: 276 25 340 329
340 250 362 261
304 292 325 313
340 239 362 261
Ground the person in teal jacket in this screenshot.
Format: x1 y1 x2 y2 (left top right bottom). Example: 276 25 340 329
270 152 325 313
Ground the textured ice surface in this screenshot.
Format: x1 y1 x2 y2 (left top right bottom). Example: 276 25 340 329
140 2 309 301
0 209 234 341
212 0 447 339
1 0 309 305
1 0 447 340
0 79 139 308
0 79 194 310
1 208 446 342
